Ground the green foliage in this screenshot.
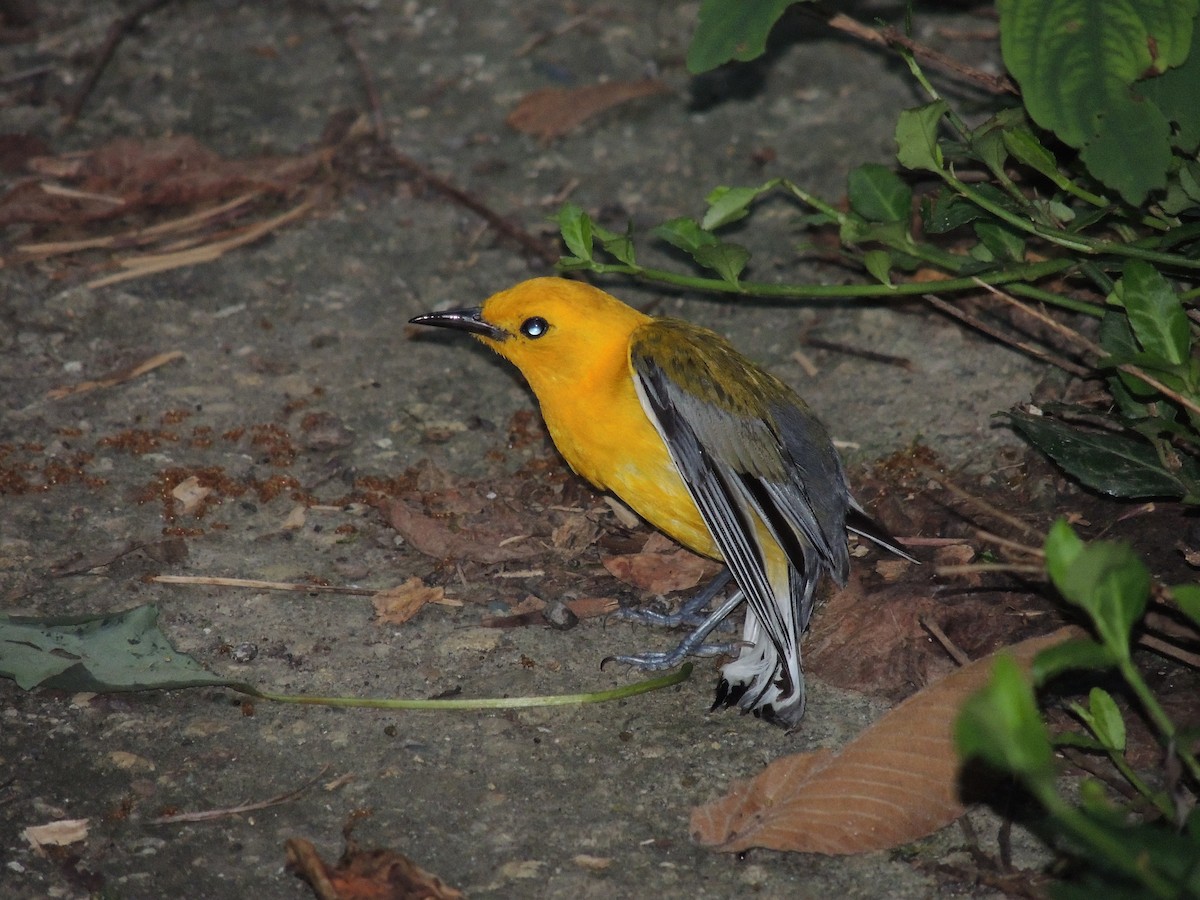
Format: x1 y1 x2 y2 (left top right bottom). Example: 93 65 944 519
0 605 233 692
997 0 1198 204
957 523 1200 899
556 0 1200 509
686 0 804 74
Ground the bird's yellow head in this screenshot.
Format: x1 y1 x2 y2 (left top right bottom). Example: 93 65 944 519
410 277 651 395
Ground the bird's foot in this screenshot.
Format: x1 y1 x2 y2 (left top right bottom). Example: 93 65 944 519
602 638 743 672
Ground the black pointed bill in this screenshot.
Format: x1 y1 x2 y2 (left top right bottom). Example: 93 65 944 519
409 307 508 341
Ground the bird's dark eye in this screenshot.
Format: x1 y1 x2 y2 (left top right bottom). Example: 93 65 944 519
520 316 550 338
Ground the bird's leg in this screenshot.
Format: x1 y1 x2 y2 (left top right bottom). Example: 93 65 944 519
614 568 734 629
604 584 746 671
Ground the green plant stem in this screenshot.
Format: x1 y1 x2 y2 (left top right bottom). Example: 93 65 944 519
1040 788 1182 899
1105 750 1177 820
570 257 1078 302
945 172 1200 270
232 664 694 710
1116 657 1200 786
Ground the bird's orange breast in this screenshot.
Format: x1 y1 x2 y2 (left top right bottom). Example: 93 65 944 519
534 351 721 561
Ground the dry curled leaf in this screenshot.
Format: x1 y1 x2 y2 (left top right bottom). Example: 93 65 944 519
286 836 463 900
691 627 1079 855
373 578 446 627
506 79 671 142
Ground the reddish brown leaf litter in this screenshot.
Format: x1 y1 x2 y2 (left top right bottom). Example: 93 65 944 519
0 135 324 228
287 836 464 900
600 532 717 594
690 627 1079 855
506 78 672 142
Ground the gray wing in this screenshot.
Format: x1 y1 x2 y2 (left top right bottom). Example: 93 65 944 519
629 332 852 649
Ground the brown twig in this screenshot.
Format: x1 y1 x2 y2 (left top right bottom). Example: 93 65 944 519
922 293 1093 378
820 10 1016 95
920 615 971 666
920 466 1042 538
803 336 914 371
47 350 184 400
151 574 375 595
150 765 332 825
61 0 179 128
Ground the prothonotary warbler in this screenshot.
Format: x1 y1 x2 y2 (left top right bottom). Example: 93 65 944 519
411 277 913 727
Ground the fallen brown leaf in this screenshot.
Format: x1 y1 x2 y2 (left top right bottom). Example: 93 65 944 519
373 578 446 626
690 627 1079 855
601 532 713 594
286 836 463 900
506 79 671 142
384 497 537 564
22 818 90 855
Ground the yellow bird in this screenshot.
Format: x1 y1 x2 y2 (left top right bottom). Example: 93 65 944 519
411 277 912 727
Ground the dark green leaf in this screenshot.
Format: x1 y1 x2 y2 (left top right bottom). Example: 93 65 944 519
896 100 949 173
922 189 987 233
974 220 1026 262
0 605 232 692
1138 37 1200 151
1006 410 1187 499
592 221 637 266
847 164 912 224
686 0 801 74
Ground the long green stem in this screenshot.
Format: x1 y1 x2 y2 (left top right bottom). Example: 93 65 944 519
1117 657 1200 786
232 664 693 710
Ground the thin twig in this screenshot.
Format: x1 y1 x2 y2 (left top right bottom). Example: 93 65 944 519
62 0 178 128
803 336 914 370
1137 633 1200 670
920 615 972 666
820 10 1016 95
47 350 183 400
920 466 1042 538
973 528 1045 559
936 563 1044 577
151 574 374 595
150 765 332 825
923 293 1093 377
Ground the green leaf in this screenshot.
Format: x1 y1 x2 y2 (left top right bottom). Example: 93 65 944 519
896 100 949 173
592 221 637 266
1169 583 1200 628
702 180 780 230
693 242 750 285
1002 123 1069 188
862 249 894 286
0 605 232 692
1111 260 1190 366
847 164 912 224
956 654 1057 788
1087 688 1126 752
652 217 718 255
974 220 1026 262
1006 410 1189 499
686 0 801 74
998 0 1198 203
1043 520 1151 657
1032 636 1118 684
556 203 594 262
1139 37 1200 151
922 188 987 233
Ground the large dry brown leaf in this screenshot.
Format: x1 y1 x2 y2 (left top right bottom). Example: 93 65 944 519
372 577 447 626
691 627 1079 855
506 79 671 142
